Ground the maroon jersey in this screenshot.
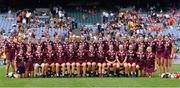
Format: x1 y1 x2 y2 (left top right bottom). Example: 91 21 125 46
79 41 89 50
34 52 43 64
44 51 55 64
66 50 76 63
25 53 34 64
156 40 164 56
114 40 122 51
126 50 136 64
34 43 43 51
136 52 146 69
76 50 87 63
97 51 105 63
69 41 79 50
104 40 114 51
5 42 16 61
137 42 146 51
15 55 25 68
42 40 53 51
116 51 126 63
163 40 172 58
25 53 34 71
123 40 129 51
87 50 96 62
25 43 34 52
106 50 116 62
97 41 105 49
146 52 155 73
52 42 60 51
62 42 68 50
16 42 25 54
89 42 98 51
55 50 66 64
146 40 156 53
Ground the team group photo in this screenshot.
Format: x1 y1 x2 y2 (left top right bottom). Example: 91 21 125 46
0 0 180 87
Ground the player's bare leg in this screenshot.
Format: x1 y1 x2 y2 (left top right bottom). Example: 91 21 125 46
107 63 111 76
98 63 102 77
168 59 173 73
55 63 60 76
92 62 96 76
165 59 169 73
6 60 10 77
11 61 16 73
102 63 106 77
45 63 49 77
136 65 140 76
76 63 80 77
82 62 86 77
30 71 34 78
124 63 129 77
61 63 65 76
132 63 136 77
113 63 117 76
66 62 71 76
34 63 39 77
41 63 45 77
160 58 164 74
128 63 132 77
71 62 75 77
50 63 55 76
87 62 91 74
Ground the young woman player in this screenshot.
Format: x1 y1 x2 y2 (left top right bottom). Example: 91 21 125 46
44 45 55 77
106 45 117 76
55 44 66 77
116 44 128 77
97 45 106 77
126 45 137 77
163 36 173 73
34 46 43 77
15 49 25 78
136 46 146 76
145 47 155 77
66 44 76 77
87 45 96 76
156 34 165 75
5 37 16 77
25 46 34 78
76 44 87 77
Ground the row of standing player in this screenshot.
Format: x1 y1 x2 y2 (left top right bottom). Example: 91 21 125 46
4 34 174 78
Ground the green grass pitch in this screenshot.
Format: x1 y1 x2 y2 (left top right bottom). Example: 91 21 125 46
0 65 180 88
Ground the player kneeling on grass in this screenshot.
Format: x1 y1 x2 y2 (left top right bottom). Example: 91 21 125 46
76 45 87 77
44 45 55 77
116 45 128 77
15 49 25 78
34 46 43 77
55 45 66 77
145 47 155 77
136 46 146 77
87 45 96 76
97 46 106 77
25 46 34 78
66 44 76 77
126 45 137 77
106 45 117 77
